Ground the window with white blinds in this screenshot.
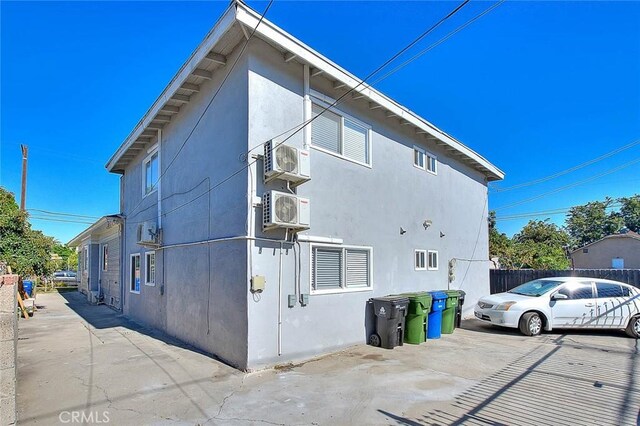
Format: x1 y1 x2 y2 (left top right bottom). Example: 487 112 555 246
311 106 341 153
312 247 342 290
311 103 371 166
312 245 372 293
346 249 370 287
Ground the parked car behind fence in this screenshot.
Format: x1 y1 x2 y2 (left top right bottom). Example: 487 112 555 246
52 271 77 284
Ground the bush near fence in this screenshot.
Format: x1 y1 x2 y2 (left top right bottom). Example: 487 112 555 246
490 269 640 294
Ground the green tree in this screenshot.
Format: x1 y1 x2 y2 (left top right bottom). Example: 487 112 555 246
489 211 512 266
0 187 55 276
51 242 77 270
620 195 640 233
512 220 570 269
565 197 623 248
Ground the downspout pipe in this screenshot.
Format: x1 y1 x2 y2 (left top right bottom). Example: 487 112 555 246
278 240 284 356
157 129 162 230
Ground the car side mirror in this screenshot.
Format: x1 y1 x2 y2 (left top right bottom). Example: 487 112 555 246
552 293 568 301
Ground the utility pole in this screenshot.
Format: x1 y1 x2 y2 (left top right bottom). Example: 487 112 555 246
20 144 28 211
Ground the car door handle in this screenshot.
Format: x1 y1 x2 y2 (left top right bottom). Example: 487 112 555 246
584 303 595 307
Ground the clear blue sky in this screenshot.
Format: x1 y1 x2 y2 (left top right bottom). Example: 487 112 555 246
2 1 639 243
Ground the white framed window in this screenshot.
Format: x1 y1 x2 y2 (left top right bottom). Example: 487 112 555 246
428 250 439 270
415 250 427 270
310 244 372 294
145 252 156 286
311 102 371 167
143 150 159 196
414 146 426 170
130 254 141 294
426 153 437 174
101 245 108 271
413 146 437 175
83 247 88 272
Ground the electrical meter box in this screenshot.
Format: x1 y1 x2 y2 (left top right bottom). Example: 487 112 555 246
251 275 265 293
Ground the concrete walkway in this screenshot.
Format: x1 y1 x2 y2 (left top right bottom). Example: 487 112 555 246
17 291 640 425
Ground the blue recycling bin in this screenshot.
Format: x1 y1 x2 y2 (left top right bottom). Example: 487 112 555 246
427 291 448 339
22 280 34 298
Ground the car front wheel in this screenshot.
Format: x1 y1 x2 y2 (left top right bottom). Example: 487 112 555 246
519 312 542 336
625 316 640 338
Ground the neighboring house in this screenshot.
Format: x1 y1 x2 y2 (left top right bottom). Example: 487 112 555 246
570 231 640 269
68 215 123 309
104 1 504 370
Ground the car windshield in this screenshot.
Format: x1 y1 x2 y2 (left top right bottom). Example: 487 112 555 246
508 279 565 297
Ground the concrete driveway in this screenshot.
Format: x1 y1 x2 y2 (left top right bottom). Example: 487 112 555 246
17 291 639 425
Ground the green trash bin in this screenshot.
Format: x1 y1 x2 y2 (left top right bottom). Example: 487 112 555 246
403 292 432 344
440 290 459 334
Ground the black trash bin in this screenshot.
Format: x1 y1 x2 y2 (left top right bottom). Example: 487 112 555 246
369 296 410 349
456 290 466 328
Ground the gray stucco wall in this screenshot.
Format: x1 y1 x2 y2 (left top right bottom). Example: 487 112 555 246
120 45 250 368
115 34 495 371
571 237 640 269
245 38 490 369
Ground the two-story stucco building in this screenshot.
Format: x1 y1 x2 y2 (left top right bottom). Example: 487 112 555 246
104 1 504 370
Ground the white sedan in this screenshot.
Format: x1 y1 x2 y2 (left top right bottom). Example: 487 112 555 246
474 277 640 337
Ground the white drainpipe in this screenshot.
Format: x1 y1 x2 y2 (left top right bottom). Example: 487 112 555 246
157 129 162 230
303 64 311 150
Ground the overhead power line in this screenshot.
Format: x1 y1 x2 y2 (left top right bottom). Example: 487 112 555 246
369 0 505 86
128 0 500 224
29 216 94 225
124 0 275 222
495 202 623 221
494 157 640 211
127 0 470 222
490 139 640 193
27 208 101 220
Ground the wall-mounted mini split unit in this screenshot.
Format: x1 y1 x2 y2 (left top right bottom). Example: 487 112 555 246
263 190 310 231
264 140 310 186
137 221 158 246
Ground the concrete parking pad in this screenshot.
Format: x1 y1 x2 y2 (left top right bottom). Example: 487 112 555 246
17 292 640 425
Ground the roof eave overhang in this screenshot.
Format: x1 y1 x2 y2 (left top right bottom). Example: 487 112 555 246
67 215 123 247
105 2 238 173
235 4 504 181
106 1 504 181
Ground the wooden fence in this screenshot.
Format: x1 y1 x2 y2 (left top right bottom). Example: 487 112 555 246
490 269 640 294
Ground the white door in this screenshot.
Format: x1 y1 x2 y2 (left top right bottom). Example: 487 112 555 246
551 282 597 329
